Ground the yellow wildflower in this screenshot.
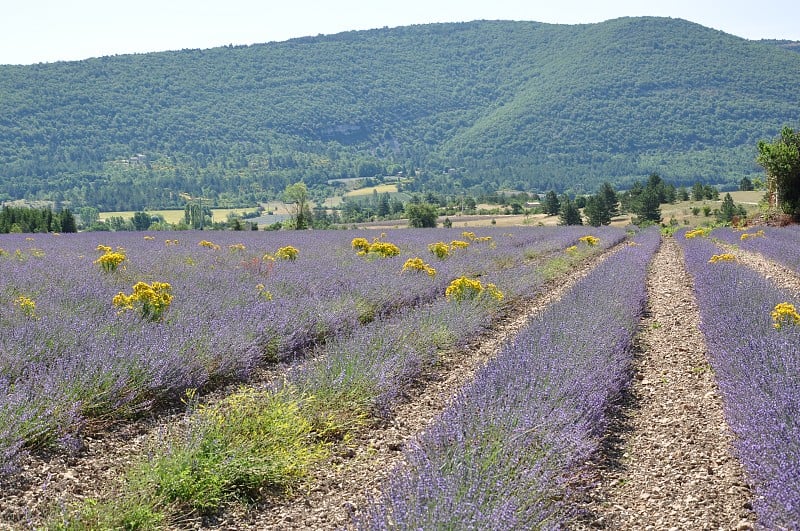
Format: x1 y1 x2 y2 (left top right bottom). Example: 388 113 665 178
708 253 736 263
94 250 126 273
428 241 450 259
13 295 37 318
445 277 503 302
275 245 299 261
772 302 800 330
402 257 436 278
113 281 173 321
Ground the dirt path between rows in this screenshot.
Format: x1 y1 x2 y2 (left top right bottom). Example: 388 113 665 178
241 246 626 530
575 236 754 530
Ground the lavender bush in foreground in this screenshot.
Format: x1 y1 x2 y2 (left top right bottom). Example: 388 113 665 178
356 228 659 529
678 230 800 528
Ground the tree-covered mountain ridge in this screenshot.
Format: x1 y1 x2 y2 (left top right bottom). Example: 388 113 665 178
1 17 798 210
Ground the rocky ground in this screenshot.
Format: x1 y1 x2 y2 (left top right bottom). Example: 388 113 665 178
2 235 797 530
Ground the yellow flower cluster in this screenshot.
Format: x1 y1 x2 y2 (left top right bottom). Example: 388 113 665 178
165 239 179 246
368 241 400 257
740 230 765 241
401 257 436 278
450 240 470 249
578 235 600 246
428 241 450 259
94 246 126 273
13 295 37 318
198 240 220 250
255 283 274 301
143 235 155 241
565 245 578 254
275 245 299 261
351 237 370 253
351 237 400 258
685 228 711 239
113 281 173 321
708 253 736 263
461 231 492 243
228 243 247 252
445 276 503 302
771 302 800 330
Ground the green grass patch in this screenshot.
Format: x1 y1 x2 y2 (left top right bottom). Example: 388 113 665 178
51 387 333 528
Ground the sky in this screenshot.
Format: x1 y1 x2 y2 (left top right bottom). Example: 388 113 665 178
3 0 800 65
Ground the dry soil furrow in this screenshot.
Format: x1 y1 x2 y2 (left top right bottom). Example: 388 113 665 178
243 244 627 530
576 236 754 530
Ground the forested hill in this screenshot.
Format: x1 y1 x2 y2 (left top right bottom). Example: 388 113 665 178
1 17 799 210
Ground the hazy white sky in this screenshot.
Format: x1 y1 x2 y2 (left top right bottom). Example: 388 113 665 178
2 0 799 65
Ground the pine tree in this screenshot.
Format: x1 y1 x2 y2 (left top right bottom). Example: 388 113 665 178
558 197 583 225
543 190 561 216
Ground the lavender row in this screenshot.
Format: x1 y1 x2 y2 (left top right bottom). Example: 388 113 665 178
0 227 622 475
355 227 660 529
677 230 800 528
294 225 627 421
711 225 800 273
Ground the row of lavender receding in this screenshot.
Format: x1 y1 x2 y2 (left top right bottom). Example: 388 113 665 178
0 227 622 477
677 228 800 528
355 227 661 529
710 225 800 273
42 226 628 526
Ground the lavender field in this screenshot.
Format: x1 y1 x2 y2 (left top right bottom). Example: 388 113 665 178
678 228 800 527
0 227 620 477
1 224 798 529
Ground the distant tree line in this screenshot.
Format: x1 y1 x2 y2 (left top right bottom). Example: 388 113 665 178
0 205 76 233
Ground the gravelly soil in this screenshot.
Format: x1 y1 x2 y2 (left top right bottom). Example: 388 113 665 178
573 236 755 530
2 235 796 530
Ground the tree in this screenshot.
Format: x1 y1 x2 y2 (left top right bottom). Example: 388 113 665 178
691 182 705 201
739 176 754 191
633 187 662 224
59 209 77 233
558 197 582 225
600 182 619 217
132 211 152 231
717 193 737 223
283 182 311 230
406 202 438 228
757 126 800 217
78 206 99 228
584 194 611 226
542 190 561 216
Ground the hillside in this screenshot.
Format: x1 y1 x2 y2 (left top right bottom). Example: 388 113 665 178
0 17 798 210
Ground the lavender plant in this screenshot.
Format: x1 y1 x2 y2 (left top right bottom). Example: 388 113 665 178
678 229 800 527
355 227 659 529
711 225 800 273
